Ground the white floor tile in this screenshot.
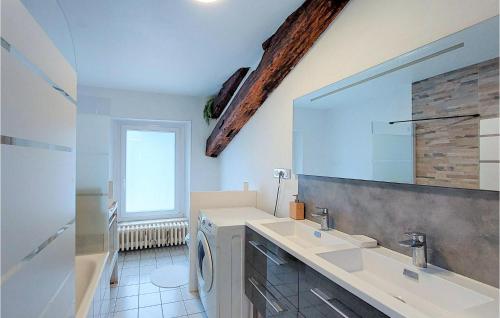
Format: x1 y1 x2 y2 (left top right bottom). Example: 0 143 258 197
119 275 140 287
170 247 185 256
138 305 163 318
113 309 138 318
100 299 116 315
162 301 187 318
140 258 156 266
122 267 140 276
140 274 151 284
117 285 140 298
123 260 141 268
157 259 173 267
115 295 139 312
118 244 191 318
172 259 189 266
184 299 204 315
188 313 207 318
180 286 199 301
139 292 161 308
140 254 156 260
161 289 183 304
140 265 157 275
140 282 160 294
110 286 119 299
123 258 140 264
171 255 187 261
156 250 171 257
124 254 140 261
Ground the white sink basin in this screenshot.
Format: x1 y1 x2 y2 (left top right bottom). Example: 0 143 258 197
261 221 347 249
317 248 493 316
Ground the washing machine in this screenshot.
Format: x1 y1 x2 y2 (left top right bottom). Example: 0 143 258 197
196 207 276 318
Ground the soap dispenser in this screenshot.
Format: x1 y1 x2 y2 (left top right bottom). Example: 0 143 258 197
289 194 304 220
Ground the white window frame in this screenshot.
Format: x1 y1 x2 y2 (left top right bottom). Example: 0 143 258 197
115 120 187 222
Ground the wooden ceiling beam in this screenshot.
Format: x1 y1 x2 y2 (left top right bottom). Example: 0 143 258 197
211 67 249 119
206 0 349 157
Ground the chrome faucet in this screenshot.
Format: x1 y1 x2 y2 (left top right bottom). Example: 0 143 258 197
312 207 331 231
399 232 427 268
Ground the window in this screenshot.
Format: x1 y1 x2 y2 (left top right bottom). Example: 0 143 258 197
125 130 176 213
116 121 187 221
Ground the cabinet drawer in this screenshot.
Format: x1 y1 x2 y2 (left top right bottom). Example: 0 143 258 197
299 265 388 318
245 227 299 308
245 261 298 318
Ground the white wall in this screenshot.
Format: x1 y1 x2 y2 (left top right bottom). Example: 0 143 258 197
218 0 499 216
75 114 111 254
77 85 220 193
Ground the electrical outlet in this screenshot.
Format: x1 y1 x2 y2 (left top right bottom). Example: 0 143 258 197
273 168 291 179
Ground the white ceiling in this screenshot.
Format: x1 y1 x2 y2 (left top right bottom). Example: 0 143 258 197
24 0 304 96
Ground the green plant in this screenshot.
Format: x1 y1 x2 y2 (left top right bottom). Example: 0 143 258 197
203 96 215 125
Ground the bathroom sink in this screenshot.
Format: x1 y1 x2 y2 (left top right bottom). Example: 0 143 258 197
261 221 347 249
317 248 493 316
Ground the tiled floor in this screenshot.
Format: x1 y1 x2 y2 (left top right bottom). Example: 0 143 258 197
111 245 206 318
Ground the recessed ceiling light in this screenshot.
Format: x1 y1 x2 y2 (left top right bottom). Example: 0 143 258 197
195 0 218 3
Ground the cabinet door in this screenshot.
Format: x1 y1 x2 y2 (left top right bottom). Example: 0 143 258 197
299 265 389 318
245 227 299 308
245 261 298 318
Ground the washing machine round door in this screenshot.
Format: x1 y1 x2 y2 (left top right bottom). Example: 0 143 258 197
196 230 213 292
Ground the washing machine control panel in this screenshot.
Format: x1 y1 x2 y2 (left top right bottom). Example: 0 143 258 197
199 216 215 234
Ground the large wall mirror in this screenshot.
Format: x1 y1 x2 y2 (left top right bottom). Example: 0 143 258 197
293 16 499 191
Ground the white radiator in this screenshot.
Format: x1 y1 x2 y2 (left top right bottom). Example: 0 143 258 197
118 219 188 251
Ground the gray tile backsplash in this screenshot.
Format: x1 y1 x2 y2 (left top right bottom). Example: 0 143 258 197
298 175 499 287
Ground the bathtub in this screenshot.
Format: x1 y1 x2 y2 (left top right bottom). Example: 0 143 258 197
75 253 108 318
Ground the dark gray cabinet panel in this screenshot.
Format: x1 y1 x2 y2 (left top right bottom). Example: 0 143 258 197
298 265 388 318
245 260 298 317
246 227 300 308
245 227 299 317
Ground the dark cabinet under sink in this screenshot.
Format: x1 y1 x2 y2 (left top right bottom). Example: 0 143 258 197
245 260 298 317
245 227 299 317
298 265 388 318
245 226 389 318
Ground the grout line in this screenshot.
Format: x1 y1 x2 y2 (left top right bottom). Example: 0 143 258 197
159 290 166 318
181 298 189 318
136 293 140 317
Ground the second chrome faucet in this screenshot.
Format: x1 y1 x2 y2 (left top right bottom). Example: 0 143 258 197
399 232 428 268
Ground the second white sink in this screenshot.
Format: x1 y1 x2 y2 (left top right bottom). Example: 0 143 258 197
317 248 493 316
261 220 346 249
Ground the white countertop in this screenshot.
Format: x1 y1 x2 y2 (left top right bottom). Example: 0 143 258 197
246 218 499 318
199 206 276 227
